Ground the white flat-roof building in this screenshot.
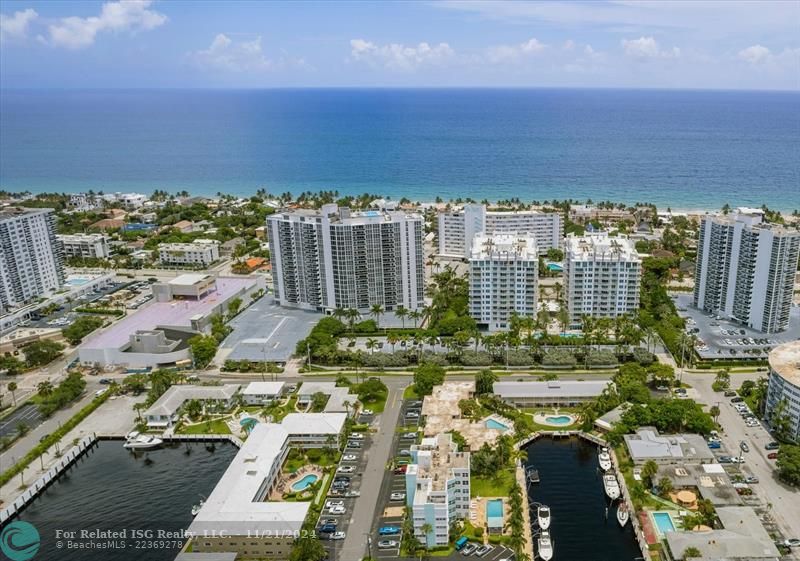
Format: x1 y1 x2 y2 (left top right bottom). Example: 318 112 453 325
468 233 538 331
144 384 240 428
494 380 612 407
0 207 64 313
242 382 286 405
405 433 470 548
438 203 563 258
564 232 641 325
159 240 220 267
624 427 716 465
296 381 357 416
765 341 800 442
694 209 800 333
102 192 148 209
268 204 424 312
58 233 110 259
280 412 347 447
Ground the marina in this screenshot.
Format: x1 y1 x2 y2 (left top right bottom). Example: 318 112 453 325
524 436 641 561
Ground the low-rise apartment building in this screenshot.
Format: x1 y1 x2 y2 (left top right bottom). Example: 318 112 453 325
144 384 241 428
158 239 220 267
242 382 286 405
58 233 110 259
493 380 612 407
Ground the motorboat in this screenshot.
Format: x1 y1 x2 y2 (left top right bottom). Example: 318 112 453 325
598 449 612 472
616 502 629 527
603 474 620 500
191 500 204 516
123 433 163 450
538 505 551 530
538 530 553 561
527 466 540 483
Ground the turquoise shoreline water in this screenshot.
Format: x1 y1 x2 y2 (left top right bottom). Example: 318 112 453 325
1 89 798 209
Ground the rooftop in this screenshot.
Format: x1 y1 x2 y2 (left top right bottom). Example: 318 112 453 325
494 380 612 399
188 423 310 537
298 381 337 396
469 233 538 260
281 412 346 435
624 427 715 462
0 206 54 220
169 273 214 286
82 277 255 350
665 506 780 560
144 384 240 418
565 232 640 262
242 382 286 396
768 340 800 387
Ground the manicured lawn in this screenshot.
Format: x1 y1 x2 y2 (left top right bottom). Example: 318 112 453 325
471 468 516 498
361 391 387 413
403 384 420 400
177 418 231 435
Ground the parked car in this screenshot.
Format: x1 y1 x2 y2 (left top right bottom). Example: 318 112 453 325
718 456 733 463
325 500 344 508
745 476 759 484
475 544 494 557
321 518 337 526
765 442 780 450
461 543 478 555
331 531 346 540
390 492 406 501
361 409 373 416
342 454 358 461
337 465 355 473
405 411 420 418
319 524 336 534
349 433 364 440
740 441 750 453
346 441 362 448
724 390 737 397
379 526 400 536
707 441 721 449
378 540 398 549
327 506 346 515
344 490 360 497
402 432 418 439
99 378 112 385
783 538 800 548
730 397 745 403
399 450 411 456
767 452 778 460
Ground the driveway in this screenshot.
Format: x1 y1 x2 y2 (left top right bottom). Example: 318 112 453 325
338 383 404 560
686 371 800 548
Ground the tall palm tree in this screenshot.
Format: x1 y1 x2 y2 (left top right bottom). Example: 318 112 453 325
369 304 384 329
409 309 421 328
395 305 408 328
366 338 378 355
332 307 347 324
419 523 433 552
9 381 18 406
345 308 360 331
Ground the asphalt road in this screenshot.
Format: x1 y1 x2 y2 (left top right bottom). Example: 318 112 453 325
338 382 404 561
0 404 43 439
686 371 800 551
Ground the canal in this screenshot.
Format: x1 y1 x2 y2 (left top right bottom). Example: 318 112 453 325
525 437 641 561
8 439 236 561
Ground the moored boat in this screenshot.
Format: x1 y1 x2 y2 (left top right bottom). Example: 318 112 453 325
603 474 620 500
123 433 163 450
538 530 553 561
191 500 204 516
598 449 612 472
616 502 629 527
538 505 551 530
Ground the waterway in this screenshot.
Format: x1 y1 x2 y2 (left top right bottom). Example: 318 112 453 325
7 440 236 561
525 437 641 561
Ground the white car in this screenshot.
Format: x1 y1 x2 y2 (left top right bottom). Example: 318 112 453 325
331 531 346 540
390 492 406 501
342 454 358 461
325 500 344 508
337 465 355 473
349 433 365 440
378 540 398 549
361 409 374 416
327 506 346 515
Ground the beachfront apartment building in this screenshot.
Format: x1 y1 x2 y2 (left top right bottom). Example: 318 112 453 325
0 207 65 313
58 233 111 259
468 233 538 331
563 232 641 326
438 203 563 258
268 204 424 312
405 433 471 548
158 239 220 267
693 209 800 333
765 341 800 442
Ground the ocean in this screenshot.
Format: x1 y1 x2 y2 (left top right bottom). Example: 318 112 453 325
1 88 798 209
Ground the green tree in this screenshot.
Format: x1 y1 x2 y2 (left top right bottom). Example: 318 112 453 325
683 546 702 559
709 405 720 424
658 476 674 497
776 445 800 487
311 391 329 412
395 305 408 328
8 382 18 406
0 355 24 375
227 297 242 318
37 380 54 398
23 340 64 368
189 335 218 368
288 536 326 561
369 304 384 328
184 399 203 420
475 369 498 395
770 399 793 443
413 363 445 396
642 459 659 488
62 315 105 345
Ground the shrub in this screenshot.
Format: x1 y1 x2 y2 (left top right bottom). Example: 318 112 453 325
632 347 655 366
506 350 536 367
542 348 577 367
306 448 323 462
460 350 493 367
587 349 618 366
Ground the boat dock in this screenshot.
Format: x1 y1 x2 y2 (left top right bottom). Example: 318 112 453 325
97 433 244 447
0 435 98 524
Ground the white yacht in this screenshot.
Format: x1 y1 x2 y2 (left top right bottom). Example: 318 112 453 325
191 500 204 516
603 474 620 500
598 449 612 472
537 505 551 530
123 433 163 450
538 530 553 561
616 502 629 527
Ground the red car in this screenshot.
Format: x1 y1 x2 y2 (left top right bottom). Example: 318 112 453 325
767 452 778 460
394 465 407 474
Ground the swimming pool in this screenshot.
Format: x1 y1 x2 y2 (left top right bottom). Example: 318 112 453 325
486 418 509 431
240 417 258 432
65 276 91 286
652 512 676 535
546 263 563 272
545 415 573 426
487 499 504 529
291 474 319 491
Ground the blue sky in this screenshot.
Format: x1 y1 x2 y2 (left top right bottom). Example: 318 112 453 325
1 0 798 89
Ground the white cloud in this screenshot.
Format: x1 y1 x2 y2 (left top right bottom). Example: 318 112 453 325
0 8 38 42
191 33 276 72
349 39 454 70
486 37 547 63
621 36 679 60
46 0 167 49
737 44 771 64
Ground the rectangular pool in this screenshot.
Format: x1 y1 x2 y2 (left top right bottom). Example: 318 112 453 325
652 512 676 536
487 499 503 529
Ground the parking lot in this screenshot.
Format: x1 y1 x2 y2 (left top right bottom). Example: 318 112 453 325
221 296 321 363
673 293 800 361
0 403 44 439
370 399 514 561
317 409 376 560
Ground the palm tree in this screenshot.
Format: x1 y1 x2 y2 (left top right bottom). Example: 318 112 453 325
396 305 408 328
419 522 433 552
387 332 399 353
557 306 569 334
710 405 720 424
332 307 347 324
409 309 422 328
345 308 360 331
37 380 54 398
366 338 378 355
8 382 17 406
370 304 384 329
